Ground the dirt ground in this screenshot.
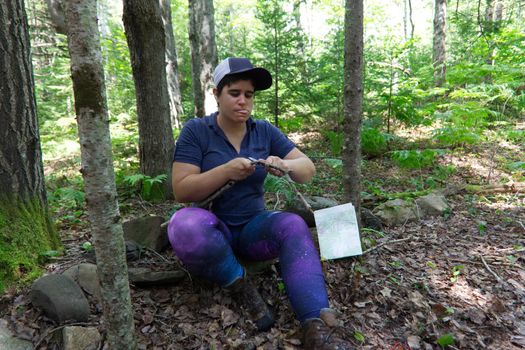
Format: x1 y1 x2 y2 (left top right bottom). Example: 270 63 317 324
1 132 524 349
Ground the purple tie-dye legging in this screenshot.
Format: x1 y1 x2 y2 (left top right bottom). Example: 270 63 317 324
167 207 329 323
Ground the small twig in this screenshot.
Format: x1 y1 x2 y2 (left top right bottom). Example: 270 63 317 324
34 322 98 349
519 221 525 232
144 248 170 263
363 237 411 255
480 255 503 283
273 191 281 210
450 258 524 270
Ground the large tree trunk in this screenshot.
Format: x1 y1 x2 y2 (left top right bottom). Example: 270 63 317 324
188 0 218 117
343 0 364 225
161 0 184 129
64 0 136 348
433 0 447 87
44 0 67 34
123 0 175 197
0 0 47 205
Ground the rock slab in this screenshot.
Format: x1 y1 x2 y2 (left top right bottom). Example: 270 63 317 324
128 267 185 286
30 274 90 323
373 199 418 226
123 216 168 251
0 319 33 350
286 196 339 227
62 326 101 350
63 263 101 301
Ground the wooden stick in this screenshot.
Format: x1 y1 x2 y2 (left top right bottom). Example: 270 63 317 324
480 255 503 283
363 237 411 255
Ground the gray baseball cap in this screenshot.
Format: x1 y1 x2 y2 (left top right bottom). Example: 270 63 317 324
213 57 272 91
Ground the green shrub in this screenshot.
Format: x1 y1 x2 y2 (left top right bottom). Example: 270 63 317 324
123 173 168 202
391 149 446 169
361 127 388 157
433 126 482 147
322 130 344 156
506 129 525 142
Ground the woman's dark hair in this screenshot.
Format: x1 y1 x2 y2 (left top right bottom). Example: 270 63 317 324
216 73 255 95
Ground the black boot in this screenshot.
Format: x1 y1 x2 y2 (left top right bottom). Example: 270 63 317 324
302 309 354 350
229 278 274 331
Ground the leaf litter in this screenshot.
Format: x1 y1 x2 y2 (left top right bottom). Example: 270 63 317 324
1 137 524 349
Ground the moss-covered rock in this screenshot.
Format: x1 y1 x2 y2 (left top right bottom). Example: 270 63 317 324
0 197 60 293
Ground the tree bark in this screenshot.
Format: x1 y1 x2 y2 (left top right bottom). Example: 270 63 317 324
0 0 47 205
161 0 184 129
123 0 175 197
433 0 447 87
343 0 364 225
64 0 136 348
188 0 218 117
44 0 67 34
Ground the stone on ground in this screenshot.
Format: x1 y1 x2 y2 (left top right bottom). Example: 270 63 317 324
128 267 185 286
123 216 168 251
0 319 33 350
30 274 90 323
62 326 101 350
415 193 450 216
63 263 101 301
286 195 339 227
373 199 418 226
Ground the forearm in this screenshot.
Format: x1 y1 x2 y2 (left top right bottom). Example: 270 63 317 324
285 157 315 184
173 164 231 203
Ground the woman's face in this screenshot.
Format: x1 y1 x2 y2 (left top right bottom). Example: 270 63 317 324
215 80 255 123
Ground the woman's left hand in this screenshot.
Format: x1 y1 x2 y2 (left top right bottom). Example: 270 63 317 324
260 156 289 177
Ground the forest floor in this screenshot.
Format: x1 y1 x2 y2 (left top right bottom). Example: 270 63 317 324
1 127 525 350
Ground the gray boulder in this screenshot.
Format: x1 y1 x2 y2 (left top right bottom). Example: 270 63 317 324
128 267 185 287
373 199 418 226
123 216 168 252
286 196 339 227
63 263 101 301
415 193 450 217
62 326 101 350
0 319 33 350
30 274 90 323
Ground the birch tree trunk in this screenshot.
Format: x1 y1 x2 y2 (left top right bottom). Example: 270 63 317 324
433 0 447 87
123 0 175 197
64 0 136 348
485 0 503 67
161 0 184 129
188 0 218 117
0 0 47 205
343 0 364 225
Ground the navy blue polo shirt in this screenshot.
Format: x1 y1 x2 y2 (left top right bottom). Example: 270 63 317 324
173 112 295 226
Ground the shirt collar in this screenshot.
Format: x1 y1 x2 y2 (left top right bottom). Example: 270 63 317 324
206 111 256 130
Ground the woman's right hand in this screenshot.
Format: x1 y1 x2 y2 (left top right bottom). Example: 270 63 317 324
224 157 256 181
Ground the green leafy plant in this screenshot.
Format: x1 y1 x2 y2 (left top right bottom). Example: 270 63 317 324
323 158 343 169
391 149 445 169
123 173 168 202
263 174 296 205
277 281 285 293
361 127 388 157
450 265 464 283
437 333 455 348
50 187 86 210
323 130 344 156
81 242 93 252
477 221 487 235
353 330 365 343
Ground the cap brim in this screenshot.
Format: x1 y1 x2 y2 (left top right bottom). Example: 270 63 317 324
229 67 273 91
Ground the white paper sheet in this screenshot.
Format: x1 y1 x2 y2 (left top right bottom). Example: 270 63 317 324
314 202 362 260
